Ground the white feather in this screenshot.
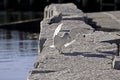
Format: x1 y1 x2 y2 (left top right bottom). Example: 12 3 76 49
53 23 63 38
49 45 55 48
64 40 76 47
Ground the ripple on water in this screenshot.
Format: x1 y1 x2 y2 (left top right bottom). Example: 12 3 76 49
0 29 38 80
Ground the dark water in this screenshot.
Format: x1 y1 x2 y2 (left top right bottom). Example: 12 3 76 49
0 29 38 80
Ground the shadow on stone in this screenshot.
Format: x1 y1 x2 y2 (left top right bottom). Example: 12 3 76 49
83 53 106 58
85 17 101 30
63 52 106 58
63 52 84 56
40 38 47 52
63 17 84 21
100 27 120 32
31 70 56 74
60 30 70 32
99 51 116 56
114 61 120 70
86 17 120 32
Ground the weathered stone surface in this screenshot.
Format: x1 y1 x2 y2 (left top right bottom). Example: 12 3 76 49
87 11 120 31
47 3 82 16
28 3 120 80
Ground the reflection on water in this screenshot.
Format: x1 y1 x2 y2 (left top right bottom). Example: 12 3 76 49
0 29 38 80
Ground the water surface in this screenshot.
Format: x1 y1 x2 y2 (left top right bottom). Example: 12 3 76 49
0 29 38 80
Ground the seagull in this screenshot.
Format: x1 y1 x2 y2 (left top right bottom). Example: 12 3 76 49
50 23 82 54
50 23 94 54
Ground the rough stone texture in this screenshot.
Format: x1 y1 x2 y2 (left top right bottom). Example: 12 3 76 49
46 3 83 16
27 3 120 80
86 11 120 31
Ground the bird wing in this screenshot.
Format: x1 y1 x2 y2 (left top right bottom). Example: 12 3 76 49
53 23 63 38
64 40 76 47
50 35 62 48
69 28 80 40
49 45 55 48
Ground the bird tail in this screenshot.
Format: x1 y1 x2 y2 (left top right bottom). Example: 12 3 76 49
53 23 63 38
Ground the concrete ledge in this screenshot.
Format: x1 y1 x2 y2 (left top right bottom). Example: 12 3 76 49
27 3 120 80
87 11 120 31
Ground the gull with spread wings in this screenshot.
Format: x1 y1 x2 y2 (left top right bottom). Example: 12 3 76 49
50 23 93 54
